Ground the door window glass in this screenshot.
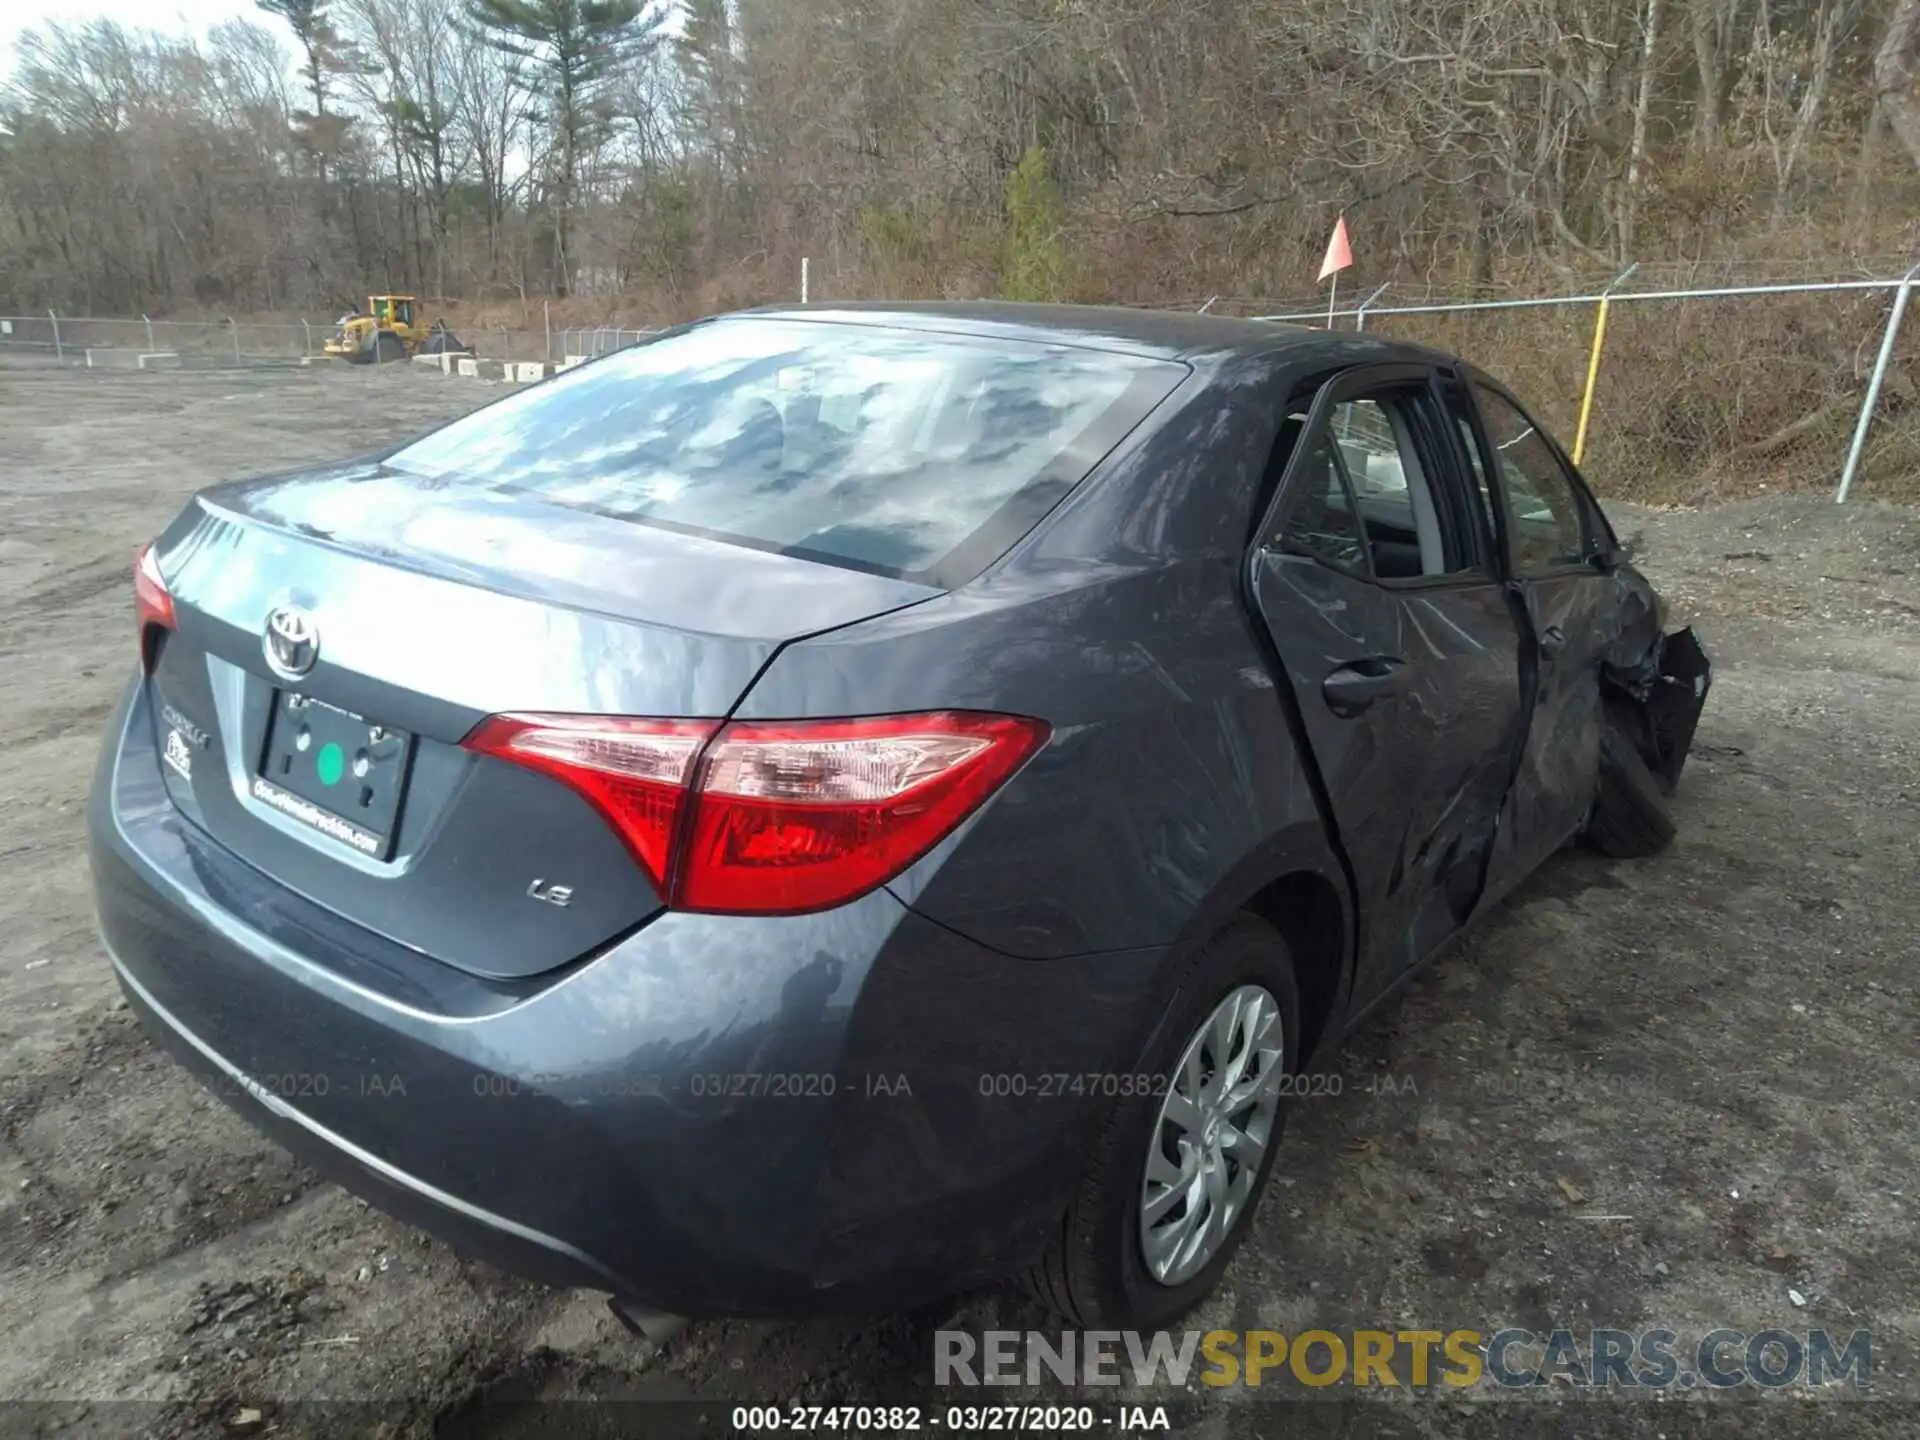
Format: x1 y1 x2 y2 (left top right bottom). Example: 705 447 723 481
1473 386 1589 572
1444 389 1501 565
1328 396 1469 579
1277 431 1369 572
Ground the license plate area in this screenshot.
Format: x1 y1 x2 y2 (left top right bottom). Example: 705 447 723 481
256 692 414 859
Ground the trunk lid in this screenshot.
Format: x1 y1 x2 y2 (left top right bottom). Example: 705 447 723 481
141 462 937 980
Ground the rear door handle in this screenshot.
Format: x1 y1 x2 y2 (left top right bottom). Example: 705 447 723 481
1323 657 1405 717
1539 623 1568 659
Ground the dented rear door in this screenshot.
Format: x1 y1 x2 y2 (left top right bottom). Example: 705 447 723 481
1248 364 1526 1002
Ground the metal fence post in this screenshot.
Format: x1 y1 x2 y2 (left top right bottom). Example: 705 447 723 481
229 317 240 363
1572 263 1639 467
1836 259 1920 504
544 300 552 364
301 318 311 356
143 314 154 352
801 256 810 304
48 310 61 364
1354 283 1391 332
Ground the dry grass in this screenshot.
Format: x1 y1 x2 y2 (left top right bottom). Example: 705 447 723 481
1371 288 1919 506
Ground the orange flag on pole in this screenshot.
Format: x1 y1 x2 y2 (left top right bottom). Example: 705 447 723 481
1318 213 1353 326
1318 213 1354 281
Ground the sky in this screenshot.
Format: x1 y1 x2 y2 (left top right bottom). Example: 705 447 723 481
0 0 680 78
1 0 286 72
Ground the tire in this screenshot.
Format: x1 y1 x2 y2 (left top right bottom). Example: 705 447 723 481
373 332 406 365
1587 718 1677 858
1019 914 1301 1329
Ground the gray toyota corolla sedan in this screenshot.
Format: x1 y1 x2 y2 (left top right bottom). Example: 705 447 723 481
90 303 1709 1331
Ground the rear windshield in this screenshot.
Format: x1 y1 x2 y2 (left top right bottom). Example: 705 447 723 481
384 318 1185 585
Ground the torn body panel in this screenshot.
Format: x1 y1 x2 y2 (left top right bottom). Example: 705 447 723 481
1595 557 1712 794
1604 622 1712 794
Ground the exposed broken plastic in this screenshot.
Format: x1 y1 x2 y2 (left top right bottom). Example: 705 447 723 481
1639 626 1712 792
1602 623 1713 794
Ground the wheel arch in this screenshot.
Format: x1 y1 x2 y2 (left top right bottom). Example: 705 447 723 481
1241 867 1348 1067
1131 822 1355 1074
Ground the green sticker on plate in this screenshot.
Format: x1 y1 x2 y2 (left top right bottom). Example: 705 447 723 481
316 741 345 786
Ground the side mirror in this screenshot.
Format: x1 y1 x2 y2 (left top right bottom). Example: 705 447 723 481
1589 543 1633 574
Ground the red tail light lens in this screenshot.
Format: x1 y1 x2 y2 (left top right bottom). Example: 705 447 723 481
463 714 718 894
678 712 1049 914
134 543 176 666
464 710 1049 915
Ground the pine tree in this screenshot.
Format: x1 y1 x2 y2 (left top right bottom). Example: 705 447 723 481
1002 145 1065 302
256 0 353 184
465 0 663 293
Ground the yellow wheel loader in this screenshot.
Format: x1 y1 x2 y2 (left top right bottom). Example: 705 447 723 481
324 295 471 365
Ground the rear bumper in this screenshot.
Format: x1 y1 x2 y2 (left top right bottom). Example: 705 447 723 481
109 949 623 1294
89 677 1164 1316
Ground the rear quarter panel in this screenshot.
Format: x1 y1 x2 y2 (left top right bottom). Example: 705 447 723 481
734 355 1348 964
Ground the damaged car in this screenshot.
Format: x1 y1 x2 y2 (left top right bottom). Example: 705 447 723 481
89 303 1708 1334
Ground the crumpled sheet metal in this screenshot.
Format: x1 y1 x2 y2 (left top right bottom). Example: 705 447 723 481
1603 623 1713 791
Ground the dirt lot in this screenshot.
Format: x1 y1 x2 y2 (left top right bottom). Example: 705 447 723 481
0 364 1916 1438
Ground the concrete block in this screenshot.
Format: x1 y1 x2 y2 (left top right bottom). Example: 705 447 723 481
513 362 547 382
136 352 181 370
456 357 479 378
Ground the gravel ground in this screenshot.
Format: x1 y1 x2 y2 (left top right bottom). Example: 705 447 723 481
0 364 1916 1438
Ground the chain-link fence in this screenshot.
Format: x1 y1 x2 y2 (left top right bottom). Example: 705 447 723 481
1241 270 1918 505
5 273 1913 501
0 314 665 370
557 325 660 360
0 313 324 366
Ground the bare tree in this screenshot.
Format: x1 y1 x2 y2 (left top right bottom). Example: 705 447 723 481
0 0 1911 317
1753 0 1861 229
1875 0 1920 174
449 19 525 286
1688 0 1749 151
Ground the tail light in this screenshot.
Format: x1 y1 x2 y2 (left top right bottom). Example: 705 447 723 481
134 543 176 666
462 715 716 896
465 710 1049 915
678 713 1047 913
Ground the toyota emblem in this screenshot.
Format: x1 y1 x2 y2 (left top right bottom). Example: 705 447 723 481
264 605 320 679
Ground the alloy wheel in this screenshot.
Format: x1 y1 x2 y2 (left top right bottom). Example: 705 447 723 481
1138 984 1286 1287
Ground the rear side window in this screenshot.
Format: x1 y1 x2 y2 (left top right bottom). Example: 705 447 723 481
1278 431 1368 572
1280 391 1478 581
386 319 1185 586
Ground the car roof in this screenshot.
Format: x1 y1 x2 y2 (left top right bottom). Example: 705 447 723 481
734 300 1435 365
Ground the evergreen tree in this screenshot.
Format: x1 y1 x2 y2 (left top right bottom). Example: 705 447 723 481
465 0 662 292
